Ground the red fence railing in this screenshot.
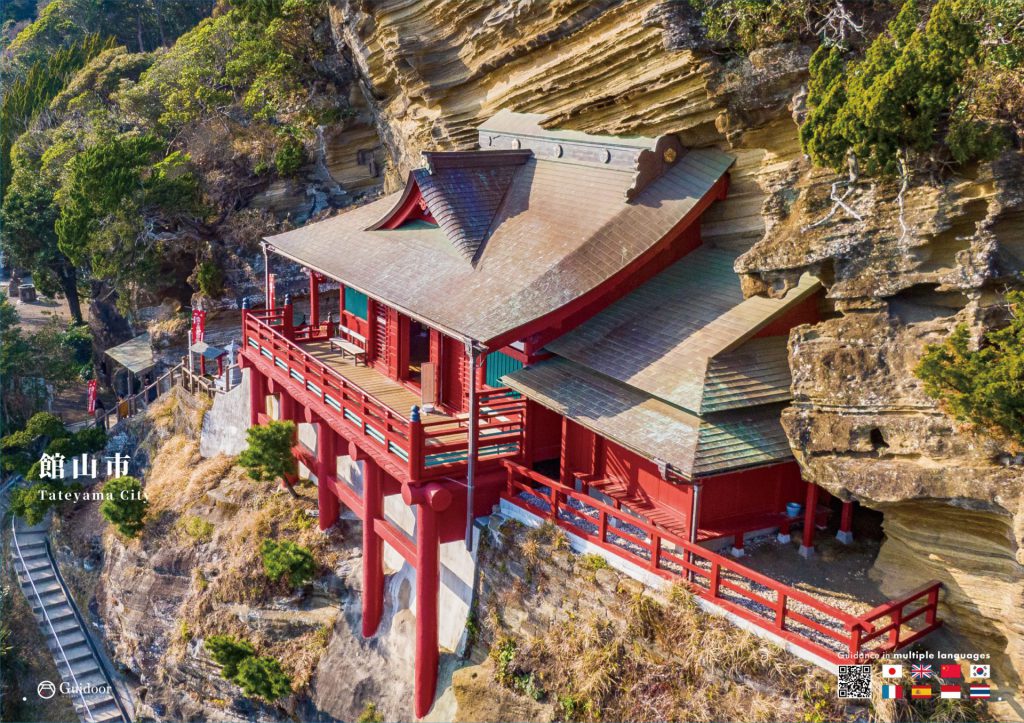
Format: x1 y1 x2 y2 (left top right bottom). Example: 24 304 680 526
502 460 942 665
242 308 526 482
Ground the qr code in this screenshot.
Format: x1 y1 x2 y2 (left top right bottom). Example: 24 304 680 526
838 665 872 698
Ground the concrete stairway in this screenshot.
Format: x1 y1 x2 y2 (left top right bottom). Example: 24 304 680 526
10 519 129 723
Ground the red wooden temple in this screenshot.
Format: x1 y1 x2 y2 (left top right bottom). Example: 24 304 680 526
238 111 941 716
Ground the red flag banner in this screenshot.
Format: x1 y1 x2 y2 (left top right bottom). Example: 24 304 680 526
87 379 98 415
192 309 206 343
268 273 276 310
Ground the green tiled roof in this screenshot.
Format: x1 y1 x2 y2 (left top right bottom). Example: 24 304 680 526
504 358 792 478
545 246 819 415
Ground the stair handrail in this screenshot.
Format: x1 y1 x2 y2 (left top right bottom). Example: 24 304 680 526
43 535 132 723
10 518 96 723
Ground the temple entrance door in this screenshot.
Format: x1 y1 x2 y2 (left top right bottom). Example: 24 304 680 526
406 319 431 385
440 335 467 413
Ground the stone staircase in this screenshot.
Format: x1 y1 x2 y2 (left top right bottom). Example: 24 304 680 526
10 519 130 723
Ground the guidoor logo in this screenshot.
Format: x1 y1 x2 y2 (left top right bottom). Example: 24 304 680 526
37 680 56 699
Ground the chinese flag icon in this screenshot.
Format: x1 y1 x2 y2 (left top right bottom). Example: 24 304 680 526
940 664 962 679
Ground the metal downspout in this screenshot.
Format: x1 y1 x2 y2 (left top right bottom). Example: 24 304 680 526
688 483 701 582
465 341 482 551
262 242 271 307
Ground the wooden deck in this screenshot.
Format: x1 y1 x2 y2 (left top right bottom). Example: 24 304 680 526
302 340 449 420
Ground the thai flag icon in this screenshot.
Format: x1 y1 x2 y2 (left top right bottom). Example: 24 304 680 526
882 684 903 699
969 685 991 699
911 664 934 681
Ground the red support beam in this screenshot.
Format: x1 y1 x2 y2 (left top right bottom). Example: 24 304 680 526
414 504 440 718
837 500 854 544
800 482 820 558
317 424 338 531
248 367 265 427
309 270 320 329
362 459 384 637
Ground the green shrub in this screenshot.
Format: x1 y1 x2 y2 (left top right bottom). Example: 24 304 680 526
205 634 256 679
233 655 292 702
239 420 297 484
10 481 65 524
915 291 1024 445
179 515 215 542
578 553 609 572
46 427 107 458
260 539 315 587
99 476 149 538
196 260 225 298
357 702 384 723
273 136 305 177
24 412 67 441
688 0 823 52
60 323 92 364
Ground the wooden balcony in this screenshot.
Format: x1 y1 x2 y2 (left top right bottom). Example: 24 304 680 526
241 307 526 484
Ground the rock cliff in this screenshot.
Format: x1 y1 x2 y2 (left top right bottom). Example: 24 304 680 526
324 0 1024 705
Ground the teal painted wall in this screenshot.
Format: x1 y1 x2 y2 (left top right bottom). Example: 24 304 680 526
344 287 368 319
485 350 523 387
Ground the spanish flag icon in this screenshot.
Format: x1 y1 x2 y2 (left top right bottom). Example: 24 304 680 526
911 685 933 699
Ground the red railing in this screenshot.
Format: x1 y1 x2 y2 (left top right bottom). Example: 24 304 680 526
502 460 942 665
242 308 525 482
244 308 413 473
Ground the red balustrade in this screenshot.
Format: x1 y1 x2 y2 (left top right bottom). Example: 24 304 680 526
502 460 942 665
242 310 525 483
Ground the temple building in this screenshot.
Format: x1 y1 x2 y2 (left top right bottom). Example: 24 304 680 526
239 111 941 717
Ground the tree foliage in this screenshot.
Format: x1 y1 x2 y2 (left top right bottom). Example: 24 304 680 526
800 0 1019 176
205 634 256 678
233 656 293 702
239 421 297 483
9 481 78 525
260 539 315 587
916 291 1024 446
0 302 89 429
0 32 114 200
99 475 149 538
205 633 292 702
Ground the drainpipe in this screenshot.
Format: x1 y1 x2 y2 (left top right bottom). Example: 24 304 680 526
688 483 701 583
262 242 270 308
465 340 483 551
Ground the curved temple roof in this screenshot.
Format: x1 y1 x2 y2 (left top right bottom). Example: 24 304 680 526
264 112 734 344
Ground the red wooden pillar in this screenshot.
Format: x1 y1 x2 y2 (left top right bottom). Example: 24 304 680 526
279 392 298 488
414 504 440 718
837 500 854 544
317 423 338 531
362 458 384 637
309 271 320 330
800 482 819 558
248 368 265 426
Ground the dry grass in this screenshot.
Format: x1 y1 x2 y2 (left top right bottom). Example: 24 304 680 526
481 528 850 723
126 391 344 695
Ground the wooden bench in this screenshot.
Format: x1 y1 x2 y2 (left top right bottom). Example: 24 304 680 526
329 327 367 365
585 477 689 539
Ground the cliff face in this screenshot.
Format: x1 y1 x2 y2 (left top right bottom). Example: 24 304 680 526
324 0 1024 699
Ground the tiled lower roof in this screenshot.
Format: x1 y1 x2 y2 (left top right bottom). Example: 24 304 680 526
545 246 820 415
504 358 793 479
702 336 793 413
